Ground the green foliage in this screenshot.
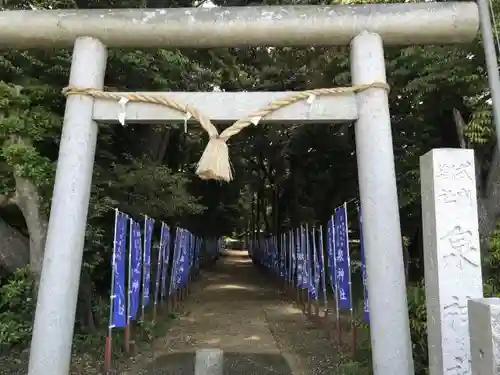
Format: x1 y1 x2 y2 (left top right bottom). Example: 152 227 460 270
334 325 372 375
482 226 500 296
0 268 35 347
337 359 370 375
407 282 428 375
0 81 59 203
405 228 500 375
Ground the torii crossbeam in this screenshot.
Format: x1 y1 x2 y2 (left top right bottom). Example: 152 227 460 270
0 3 480 375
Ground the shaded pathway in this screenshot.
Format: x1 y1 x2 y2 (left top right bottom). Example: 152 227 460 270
126 249 338 375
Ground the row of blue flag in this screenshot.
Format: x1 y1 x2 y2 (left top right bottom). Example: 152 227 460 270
248 203 369 322
109 210 208 329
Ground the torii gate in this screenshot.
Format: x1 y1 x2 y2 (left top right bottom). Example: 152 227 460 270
0 3 486 375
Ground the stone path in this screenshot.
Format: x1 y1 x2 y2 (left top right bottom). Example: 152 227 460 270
126 249 339 375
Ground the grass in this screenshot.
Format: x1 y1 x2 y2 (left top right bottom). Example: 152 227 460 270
0 309 179 375
336 323 372 375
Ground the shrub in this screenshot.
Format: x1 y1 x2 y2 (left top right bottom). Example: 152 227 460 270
0 267 35 348
407 281 428 375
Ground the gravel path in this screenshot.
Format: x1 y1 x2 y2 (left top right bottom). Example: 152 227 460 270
125 249 340 375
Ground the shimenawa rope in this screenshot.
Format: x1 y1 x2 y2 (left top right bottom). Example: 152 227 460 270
62 81 389 182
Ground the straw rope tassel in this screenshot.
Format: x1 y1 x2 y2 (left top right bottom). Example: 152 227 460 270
62 82 389 183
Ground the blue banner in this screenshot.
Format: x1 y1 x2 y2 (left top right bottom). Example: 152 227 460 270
318 225 328 304
194 236 200 272
326 217 336 295
142 216 154 308
188 233 194 270
280 233 286 279
304 226 313 296
154 229 163 306
334 204 351 310
265 238 270 269
176 230 188 289
291 231 296 286
111 210 128 328
180 231 188 287
296 228 305 288
185 232 192 284
266 238 270 269
312 228 320 299
358 206 370 322
198 236 202 269
129 220 142 321
160 223 170 299
272 237 278 273
197 236 202 269
170 228 181 294
182 232 191 285
288 233 291 281
304 227 310 290
264 238 269 268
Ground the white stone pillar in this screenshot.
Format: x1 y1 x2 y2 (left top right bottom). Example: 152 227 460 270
350 30 414 375
28 37 107 375
195 349 223 375
468 298 500 375
420 148 483 375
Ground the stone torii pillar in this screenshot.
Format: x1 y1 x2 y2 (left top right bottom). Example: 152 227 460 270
351 31 415 374
28 37 108 375
0 3 479 375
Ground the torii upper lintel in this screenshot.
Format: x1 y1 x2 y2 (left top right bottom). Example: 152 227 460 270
0 2 479 49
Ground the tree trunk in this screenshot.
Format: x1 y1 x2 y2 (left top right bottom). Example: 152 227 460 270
11 138 97 329
13 172 48 287
76 269 96 332
453 109 500 255
0 215 29 272
477 148 500 262
407 108 500 283
3 174 96 331
146 126 171 164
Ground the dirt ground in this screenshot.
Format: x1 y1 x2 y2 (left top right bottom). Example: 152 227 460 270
124 249 341 375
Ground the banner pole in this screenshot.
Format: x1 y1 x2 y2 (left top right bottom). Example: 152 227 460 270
305 223 312 317
291 232 294 299
283 232 288 292
153 223 163 321
332 214 341 345
169 228 180 311
312 225 320 317
318 224 328 320
124 219 133 354
295 228 300 304
343 202 356 357
159 223 167 309
105 208 119 374
286 231 289 293
164 224 173 305
140 215 147 325
297 226 303 308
